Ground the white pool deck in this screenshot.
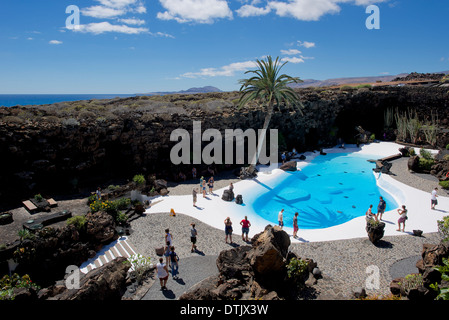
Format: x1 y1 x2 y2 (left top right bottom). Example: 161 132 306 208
145 142 448 243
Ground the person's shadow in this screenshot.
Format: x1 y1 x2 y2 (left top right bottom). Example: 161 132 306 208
193 248 205 256
174 277 186 285
162 289 176 299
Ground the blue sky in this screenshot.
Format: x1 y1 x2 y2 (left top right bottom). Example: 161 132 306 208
0 0 448 93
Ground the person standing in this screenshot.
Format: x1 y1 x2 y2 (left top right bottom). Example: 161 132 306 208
165 228 173 247
169 246 179 279
240 216 251 242
224 217 233 244
192 167 197 179
192 188 198 207
397 205 408 232
163 241 171 267
376 196 386 221
278 209 284 229
202 180 207 197
190 223 198 252
156 257 169 290
208 176 214 194
431 187 438 210
293 212 299 239
96 187 102 200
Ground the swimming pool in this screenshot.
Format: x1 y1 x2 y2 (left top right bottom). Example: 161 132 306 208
250 152 399 229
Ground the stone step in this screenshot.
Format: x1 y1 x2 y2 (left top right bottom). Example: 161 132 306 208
79 237 138 274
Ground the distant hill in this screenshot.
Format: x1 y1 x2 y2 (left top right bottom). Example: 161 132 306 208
290 71 449 88
290 74 407 88
140 86 222 96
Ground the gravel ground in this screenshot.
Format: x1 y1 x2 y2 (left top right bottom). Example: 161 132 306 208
389 157 447 197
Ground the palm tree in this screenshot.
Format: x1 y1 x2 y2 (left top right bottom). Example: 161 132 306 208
238 55 304 169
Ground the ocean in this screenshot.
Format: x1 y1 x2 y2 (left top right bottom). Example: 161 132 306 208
0 94 138 107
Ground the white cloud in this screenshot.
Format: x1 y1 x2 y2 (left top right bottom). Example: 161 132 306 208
180 60 257 78
81 5 126 18
157 0 233 24
281 49 302 55
298 40 316 48
281 56 305 64
235 0 388 21
74 22 149 34
236 4 271 17
119 18 146 25
49 40 63 44
153 32 175 38
81 0 146 18
96 0 141 8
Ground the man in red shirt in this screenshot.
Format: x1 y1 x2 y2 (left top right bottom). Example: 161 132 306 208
240 216 251 242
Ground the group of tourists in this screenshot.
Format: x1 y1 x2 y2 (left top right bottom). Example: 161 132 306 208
223 215 252 244
365 187 440 232
192 176 215 206
365 196 408 232
277 209 300 239
156 224 198 290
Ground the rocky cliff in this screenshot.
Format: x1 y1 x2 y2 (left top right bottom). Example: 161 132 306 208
0 86 448 203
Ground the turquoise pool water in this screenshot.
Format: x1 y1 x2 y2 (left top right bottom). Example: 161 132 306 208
251 152 399 229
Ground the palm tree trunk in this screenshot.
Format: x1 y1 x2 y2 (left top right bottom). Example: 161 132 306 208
249 100 274 170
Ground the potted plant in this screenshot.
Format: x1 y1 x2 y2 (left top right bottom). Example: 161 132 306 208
366 219 386 244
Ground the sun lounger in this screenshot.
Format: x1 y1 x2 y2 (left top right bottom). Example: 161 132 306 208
47 198 58 207
22 200 38 213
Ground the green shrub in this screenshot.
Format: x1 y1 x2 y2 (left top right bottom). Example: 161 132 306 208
113 197 131 210
116 211 128 225
437 216 449 242
33 194 44 202
430 258 449 300
446 144 449 150
400 274 423 295
419 148 433 160
87 193 97 205
0 274 40 300
89 200 117 214
133 174 145 185
67 215 87 230
440 181 449 190
409 148 416 156
127 254 151 284
286 257 309 286
418 158 435 171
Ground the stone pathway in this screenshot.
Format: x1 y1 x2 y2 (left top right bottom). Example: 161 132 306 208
141 255 218 300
